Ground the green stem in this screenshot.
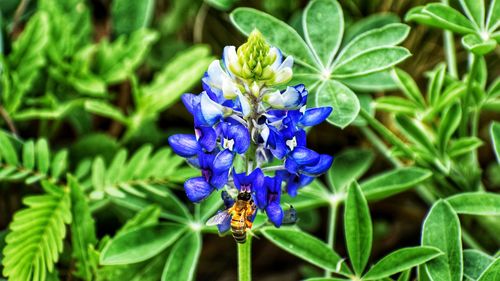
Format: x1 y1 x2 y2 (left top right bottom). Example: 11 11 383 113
238 236 252 281
359 125 436 204
324 201 339 277
359 108 414 159
441 0 458 78
459 54 480 137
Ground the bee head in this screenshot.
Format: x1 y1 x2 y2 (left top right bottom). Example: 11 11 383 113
237 192 251 201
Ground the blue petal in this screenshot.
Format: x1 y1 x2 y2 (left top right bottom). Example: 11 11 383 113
232 169 243 191
284 157 299 174
210 170 229 189
184 177 214 202
302 154 334 175
212 149 234 173
250 168 265 193
200 92 224 126
181 93 200 115
254 178 268 209
196 126 217 152
266 202 283 227
286 177 300 197
290 147 320 166
168 134 200 157
228 123 250 154
300 107 332 127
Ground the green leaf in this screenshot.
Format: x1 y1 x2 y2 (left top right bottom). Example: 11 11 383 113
422 4 476 34
22 140 35 170
336 23 410 66
343 13 401 44
315 80 360 129
492 122 500 162
446 192 500 215
427 63 446 106
261 227 350 274
303 0 343 68
332 47 411 78
437 103 461 152
477 257 500 281
138 45 213 115
3 12 49 113
36 139 50 174
161 232 201 281
2 182 71 281
448 137 483 158
0 131 19 166
421 200 462 281
375 96 421 115
84 100 130 125
487 0 500 31
327 148 374 192
205 0 239 11
94 29 158 84
363 246 443 280
340 71 398 92
344 182 372 275
391 68 426 107
50 150 68 179
462 34 497 55
69 176 97 281
463 249 494 280
459 0 485 29
111 0 155 35
117 204 161 235
360 167 432 201
395 115 436 154
230 7 317 69
100 223 186 265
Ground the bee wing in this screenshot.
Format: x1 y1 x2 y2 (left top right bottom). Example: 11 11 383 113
206 210 231 226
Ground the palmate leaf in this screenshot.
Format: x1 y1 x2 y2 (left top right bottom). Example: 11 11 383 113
230 1 411 129
0 132 68 184
2 181 71 281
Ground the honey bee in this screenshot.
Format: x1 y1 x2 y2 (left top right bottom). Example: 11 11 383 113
206 191 256 243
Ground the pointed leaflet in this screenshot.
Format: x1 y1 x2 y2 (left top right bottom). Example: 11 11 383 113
327 148 374 192
230 8 318 69
458 0 485 29
261 227 351 275
315 80 360 129
69 176 97 281
446 192 500 215
100 223 186 265
344 182 372 276
332 47 410 78
491 122 500 162
334 23 410 66
303 0 344 68
360 167 431 201
463 249 494 280
161 232 202 281
391 68 426 107
477 257 500 281
422 4 476 34
362 246 442 280
421 200 462 281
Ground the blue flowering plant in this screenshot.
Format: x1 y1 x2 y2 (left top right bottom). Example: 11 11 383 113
168 30 333 231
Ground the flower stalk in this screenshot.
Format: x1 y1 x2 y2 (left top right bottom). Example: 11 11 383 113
237 235 252 281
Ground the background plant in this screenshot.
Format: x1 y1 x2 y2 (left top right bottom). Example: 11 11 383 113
0 0 499 281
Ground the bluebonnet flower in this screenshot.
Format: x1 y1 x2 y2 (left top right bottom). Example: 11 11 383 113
168 29 333 234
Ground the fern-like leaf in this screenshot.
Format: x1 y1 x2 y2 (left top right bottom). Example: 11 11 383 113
84 145 196 222
0 132 68 184
69 176 97 281
2 181 71 281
